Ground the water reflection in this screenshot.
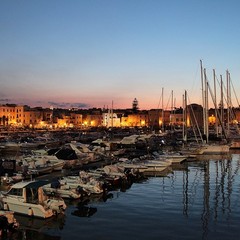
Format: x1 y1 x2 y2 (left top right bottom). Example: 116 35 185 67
68 192 114 218
15 214 65 232
9 214 65 240
71 205 97 218
14 229 61 240
3 154 240 240
180 154 240 239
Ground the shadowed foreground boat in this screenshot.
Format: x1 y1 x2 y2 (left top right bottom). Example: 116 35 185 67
0 180 66 218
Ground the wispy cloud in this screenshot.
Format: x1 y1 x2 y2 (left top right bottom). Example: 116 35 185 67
0 98 12 102
47 101 90 109
0 97 91 109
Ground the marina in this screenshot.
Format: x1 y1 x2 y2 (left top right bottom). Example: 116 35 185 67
1 1 240 239
0 153 239 239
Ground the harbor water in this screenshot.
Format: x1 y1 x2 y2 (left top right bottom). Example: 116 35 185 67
5 153 240 240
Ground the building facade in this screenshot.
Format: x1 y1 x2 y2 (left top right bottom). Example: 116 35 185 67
1 103 240 129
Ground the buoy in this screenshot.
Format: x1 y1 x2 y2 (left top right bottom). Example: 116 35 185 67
28 207 33 216
3 202 8 211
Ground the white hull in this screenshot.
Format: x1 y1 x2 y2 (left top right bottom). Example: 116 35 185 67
60 176 103 194
43 186 81 199
2 197 53 218
142 165 169 172
196 144 230 155
0 180 66 219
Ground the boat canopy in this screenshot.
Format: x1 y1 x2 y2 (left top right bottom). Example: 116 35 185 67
10 180 50 189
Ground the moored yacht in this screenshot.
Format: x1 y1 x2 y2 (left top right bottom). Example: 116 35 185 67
0 180 66 218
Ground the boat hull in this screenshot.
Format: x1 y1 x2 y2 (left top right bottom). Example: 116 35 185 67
1 197 53 219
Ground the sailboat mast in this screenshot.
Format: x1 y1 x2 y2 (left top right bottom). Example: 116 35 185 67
162 87 164 132
226 70 230 137
111 100 113 128
220 75 224 138
204 68 209 143
171 90 174 130
185 90 187 142
213 69 218 137
182 90 187 143
200 60 206 138
182 92 187 144
207 77 227 141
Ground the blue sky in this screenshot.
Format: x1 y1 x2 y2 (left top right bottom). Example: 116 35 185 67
0 0 240 109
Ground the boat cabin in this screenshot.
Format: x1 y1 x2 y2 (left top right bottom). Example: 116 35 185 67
6 180 49 204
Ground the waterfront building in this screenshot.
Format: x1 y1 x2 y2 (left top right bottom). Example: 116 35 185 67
187 104 204 128
122 112 148 127
169 108 184 127
233 107 240 124
147 109 170 130
82 114 102 127
23 109 43 128
169 104 203 129
70 112 83 127
54 111 82 128
0 104 16 125
22 107 53 128
1 103 240 130
148 109 161 129
102 112 121 128
0 104 27 127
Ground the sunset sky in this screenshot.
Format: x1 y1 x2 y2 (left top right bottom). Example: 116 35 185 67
0 0 240 110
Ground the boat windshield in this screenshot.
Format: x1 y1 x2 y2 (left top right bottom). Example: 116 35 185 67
8 188 23 197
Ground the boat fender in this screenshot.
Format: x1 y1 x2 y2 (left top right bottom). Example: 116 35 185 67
3 202 8 211
28 207 33 216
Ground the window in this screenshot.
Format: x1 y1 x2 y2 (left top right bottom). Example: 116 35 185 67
8 188 23 197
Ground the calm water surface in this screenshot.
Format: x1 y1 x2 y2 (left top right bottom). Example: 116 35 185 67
10 153 240 240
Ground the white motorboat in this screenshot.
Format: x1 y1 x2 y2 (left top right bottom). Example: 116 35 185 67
42 182 82 199
0 180 66 218
140 160 171 172
59 175 104 194
21 154 64 174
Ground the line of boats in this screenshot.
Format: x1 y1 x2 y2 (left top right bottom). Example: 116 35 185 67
0 151 188 221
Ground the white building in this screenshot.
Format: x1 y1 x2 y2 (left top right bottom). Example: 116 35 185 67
102 111 121 128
